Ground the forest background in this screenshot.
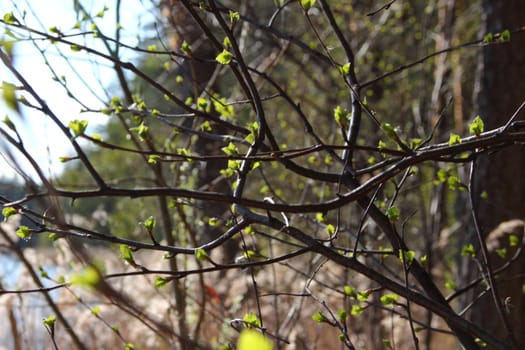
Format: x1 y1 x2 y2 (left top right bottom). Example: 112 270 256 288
1 1 525 349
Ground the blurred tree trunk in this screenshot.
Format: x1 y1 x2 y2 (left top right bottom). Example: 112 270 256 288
472 1 525 347
161 1 238 263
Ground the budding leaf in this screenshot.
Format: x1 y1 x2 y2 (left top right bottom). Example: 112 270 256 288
143 216 156 231
448 133 462 145
237 330 272 350
216 49 232 64
69 119 88 137
334 105 350 128
399 250 416 265
312 311 327 323
499 29 511 42
380 293 399 307
495 248 507 258
469 116 484 137
70 266 100 288
340 62 351 75
91 306 101 316
154 276 169 288
221 142 239 156
445 279 458 291
119 244 135 263
16 225 31 239
461 243 476 258
3 12 19 24
243 312 262 328
2 81 18 112
43 315 56 327
229 11 240 26
386 206 400 223
301 0 316 11
195 248 208 261
351 304 364 316
381 123 397 139
181 40 191 54
343 285 355 297
483 32 494 44
2 206 17 218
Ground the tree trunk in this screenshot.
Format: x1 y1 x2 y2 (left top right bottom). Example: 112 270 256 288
472 1 525 347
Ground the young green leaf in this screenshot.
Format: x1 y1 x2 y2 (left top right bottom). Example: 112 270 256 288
2 206 17 218
350 304 364 316
2 115 16 131
237 330 273 350
482 32 494 44
119 244 135 263
48 26 62 35
2 81 18 112
381 123 397 139
334 105 349 128
177 148 193 161
195 248 208 261
154 276 169 288
337 309 347 321
3 12 19 25
300 0 316 11
243 250 256 260
208 217 220 226
509 234 519 247
216 49 233 64
445 279 458 291
386 206 400 223
448 133 462 145
495 248 507 258
70 266 100 288
16 225 31 239
221 142 239 156
420 255 428 267
68 119 88 137
340 62 351 75
129 122 149 140
461 244 476 258
499 29 511 42
469 116 484 137
475 338 487 347
316 212 326 223
38 265 49 279
229 11 240 26
243 312 262 328
380 293 399 307
148 154 160 164
200 120 212 131
223 36 232 49
143 216 156 231
343 285 355 297
311 311 327 323
181 40 192 54
399 250 416 265
357 290 370 301
43 315 56 327
91 305 101 316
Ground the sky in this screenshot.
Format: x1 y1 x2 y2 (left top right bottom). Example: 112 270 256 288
0 0 157 182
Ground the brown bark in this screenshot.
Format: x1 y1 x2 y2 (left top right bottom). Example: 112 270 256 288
473 1 525 347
